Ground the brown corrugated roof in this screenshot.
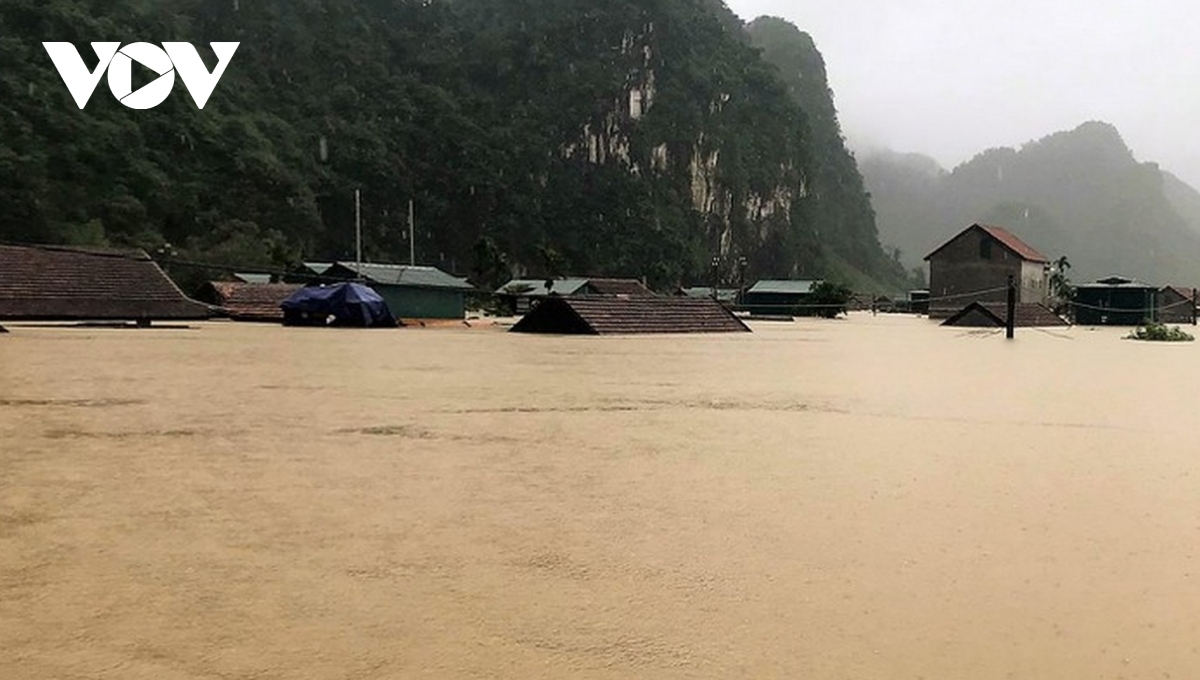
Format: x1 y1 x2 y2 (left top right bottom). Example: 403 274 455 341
196 281 302 321
586 278 656 296
942 302 1068 328
511 296 750 335
925 223 1050 263
0 243 211 320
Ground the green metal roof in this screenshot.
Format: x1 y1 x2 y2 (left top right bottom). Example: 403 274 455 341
334 262 474 290
302 262 333 275
496 278 591 296
679 286 739 302
746 279 822 295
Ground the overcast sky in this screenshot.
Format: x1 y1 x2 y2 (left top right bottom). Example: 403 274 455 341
724 0 1200 187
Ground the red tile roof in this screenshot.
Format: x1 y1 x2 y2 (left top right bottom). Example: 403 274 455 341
0 243 211 320
585 278 656 296
941 302 1068 328
196 281 302 321
925 223 1050 263
511 296 750 335
977 224 1049 263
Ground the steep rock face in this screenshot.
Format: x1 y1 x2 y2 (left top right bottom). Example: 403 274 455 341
0 0 904 290
744 16 908 288
862 121 1200 284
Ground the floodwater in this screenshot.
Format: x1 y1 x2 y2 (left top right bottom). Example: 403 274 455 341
2 315 1199 679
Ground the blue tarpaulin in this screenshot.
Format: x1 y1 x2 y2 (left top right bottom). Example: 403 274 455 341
280 282 397 327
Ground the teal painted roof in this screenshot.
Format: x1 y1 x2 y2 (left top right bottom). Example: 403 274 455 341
747 279 822 295
334 262 474 290
302 262 333 275
679 286 739 302
496 278 591 296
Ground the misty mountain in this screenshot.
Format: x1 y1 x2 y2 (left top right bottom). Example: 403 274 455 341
0 1 909 292
861 121 1200 285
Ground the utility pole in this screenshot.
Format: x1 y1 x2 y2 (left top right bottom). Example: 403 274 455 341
710 256 721 302
1006 274 1016 340
355 189 362 278
408 199 415 266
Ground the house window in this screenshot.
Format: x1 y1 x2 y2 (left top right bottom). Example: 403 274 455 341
979 238 992 260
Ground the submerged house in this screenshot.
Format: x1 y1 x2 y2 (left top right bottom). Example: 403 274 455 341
941 301 1069 328
322 262 474 320
676 286 741 305
1157 286 1197 325
496 277 655 314
741 280 822 316
924 223 1050 318
0 243 210 323
1073 276 1159 326
509 296 750 335
194 281 301 322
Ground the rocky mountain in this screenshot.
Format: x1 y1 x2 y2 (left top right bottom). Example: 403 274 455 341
0 0 910 292
861 121 1200 285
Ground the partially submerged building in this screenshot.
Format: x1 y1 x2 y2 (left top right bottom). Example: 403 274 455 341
1073 276 1159 325
194 281 302 322
925 224 1050 318
941 302 1069 328
510 296 750 335
0 243 210 323
1157 286 1197 325
323 262 474 320
741 280 822 316
496 277 655 314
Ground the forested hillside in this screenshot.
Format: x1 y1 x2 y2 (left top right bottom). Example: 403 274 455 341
861 121 1200 285
0 0 910 292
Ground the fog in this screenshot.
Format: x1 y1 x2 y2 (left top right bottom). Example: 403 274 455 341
726 0 1200 188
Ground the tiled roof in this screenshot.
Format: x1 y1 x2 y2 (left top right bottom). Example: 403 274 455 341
747 280 822 295
329 262 474 290
510 296 751 335
925 224 1049 263
0 243 211 320
942 302 1069 328
196 281 302 321
585 278 656 296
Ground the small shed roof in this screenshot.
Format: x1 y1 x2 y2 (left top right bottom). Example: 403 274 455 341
510 296 751 335
233 272 273 284
0 243 210 320
496 278 592 296
746 280 821 295
329 262 474 290
925 223 1050 263
196 281 301 321
678 286 739 303
586 278 656 296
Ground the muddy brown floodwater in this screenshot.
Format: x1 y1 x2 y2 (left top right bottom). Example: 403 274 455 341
2 315 1199 679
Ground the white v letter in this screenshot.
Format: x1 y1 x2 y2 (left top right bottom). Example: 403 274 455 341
43 42 121 109
163 42 239 109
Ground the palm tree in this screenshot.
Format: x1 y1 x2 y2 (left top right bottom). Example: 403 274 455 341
1048 255 1073 316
